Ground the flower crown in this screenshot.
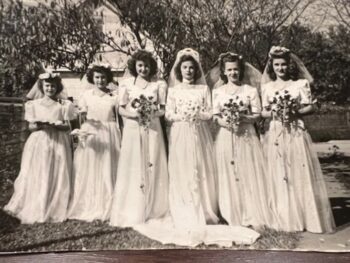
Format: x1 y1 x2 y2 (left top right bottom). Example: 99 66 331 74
177 48 200 62
218 52 243 61
88 63 112 69
268 46 290 58
38 72 61 80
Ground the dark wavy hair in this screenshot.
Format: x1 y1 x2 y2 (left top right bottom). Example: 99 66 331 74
219 54 245 83
86 66 113 84
266 52 300 81
127 50 158 77
174 55 202 82
37 77 64 96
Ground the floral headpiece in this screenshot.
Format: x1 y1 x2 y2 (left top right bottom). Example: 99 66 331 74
38 72 61 80
218 52 243 61
176 48 200 62
268 46 290 58
88 63 112 69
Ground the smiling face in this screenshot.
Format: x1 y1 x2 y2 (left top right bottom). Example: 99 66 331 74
136 60 151 79
42 80 58 98
224 61 241 84
180 60 196 81
93 71 108 89
272 58 289 80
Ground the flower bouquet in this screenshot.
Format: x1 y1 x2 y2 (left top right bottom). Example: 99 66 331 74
265 90 299 126
180 99 201 122
221 96 248 132
131 94 158 129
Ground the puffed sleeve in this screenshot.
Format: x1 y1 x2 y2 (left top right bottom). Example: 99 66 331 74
118 80 129 106
261 83 270 109
199 85 213 120
299 79 312 104
212 88 221 115
157 80 167 105
24 101 36 122
248 86 262 114
165 89 181 122
62 100 77 121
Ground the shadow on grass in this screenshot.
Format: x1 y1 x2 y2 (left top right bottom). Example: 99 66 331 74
330 197 350 228
1 223 126 252
0 209 20 235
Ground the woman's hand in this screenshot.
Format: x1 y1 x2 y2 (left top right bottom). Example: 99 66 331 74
119 106 140 119
214 115 229 129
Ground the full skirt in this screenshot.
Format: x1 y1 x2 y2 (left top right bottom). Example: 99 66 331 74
4 129 72 224
68 120 121 221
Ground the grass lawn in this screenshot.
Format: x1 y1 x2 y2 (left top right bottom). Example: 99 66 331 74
1 154 349 252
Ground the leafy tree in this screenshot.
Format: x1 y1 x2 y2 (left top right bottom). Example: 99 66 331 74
278 23 350 104
0 0 104 96
106 0 316 75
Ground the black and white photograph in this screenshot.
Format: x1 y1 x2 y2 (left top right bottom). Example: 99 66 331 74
0 0 350 257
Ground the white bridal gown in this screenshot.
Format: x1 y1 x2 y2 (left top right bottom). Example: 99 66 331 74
133 82 260 247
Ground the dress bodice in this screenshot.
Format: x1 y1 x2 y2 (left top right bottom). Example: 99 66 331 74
261 79 312 109
213 84 261 115
165 83 212 122
25 97 76 123
79 88 119 123
119 77 167 112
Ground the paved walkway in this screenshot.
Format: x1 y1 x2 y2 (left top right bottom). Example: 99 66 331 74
295 140 350 251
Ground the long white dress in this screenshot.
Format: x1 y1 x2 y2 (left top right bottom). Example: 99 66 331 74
213 84 274 228
261 79 335 233
4 97 75 223
68 88 121 222
109 77 169 227
134 83 260 247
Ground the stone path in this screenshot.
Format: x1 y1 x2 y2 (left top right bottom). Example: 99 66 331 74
296 141 350 252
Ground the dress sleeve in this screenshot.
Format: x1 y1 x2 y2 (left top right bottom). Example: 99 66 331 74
62 100 77 121
199 85 213 120
165 89 181 122
249 87 262 114
24 101 36 122
299 79 312 104
261 83 270 109
212 88 221 115
118 81 130 106
157 80 167 105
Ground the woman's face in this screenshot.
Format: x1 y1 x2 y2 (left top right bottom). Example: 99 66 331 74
224 61 240 84
272 58 289 80
136 60 151 79
180 60 196 81
42 80 57 98
93 71 108 89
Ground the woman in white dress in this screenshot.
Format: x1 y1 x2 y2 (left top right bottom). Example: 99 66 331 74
211 52 274 228
110 50 168 227
134 48 260 247
4 73 75 223
261 46 335 233
68 65 121 222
